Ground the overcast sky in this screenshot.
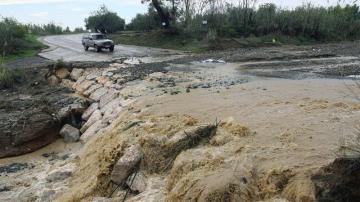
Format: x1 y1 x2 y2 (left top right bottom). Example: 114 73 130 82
0 0 357 30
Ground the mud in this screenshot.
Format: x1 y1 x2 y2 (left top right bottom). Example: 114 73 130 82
312 158 360 202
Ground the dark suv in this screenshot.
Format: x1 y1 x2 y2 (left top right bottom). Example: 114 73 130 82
82 33 115 52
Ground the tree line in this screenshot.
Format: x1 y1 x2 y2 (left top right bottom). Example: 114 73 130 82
127 0 360 42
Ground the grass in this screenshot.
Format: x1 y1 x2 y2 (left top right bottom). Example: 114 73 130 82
0 64 25 89
109 31 319 52
109 31 210 53
0 34 46 63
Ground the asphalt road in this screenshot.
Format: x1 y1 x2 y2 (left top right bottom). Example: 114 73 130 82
38 34 181 62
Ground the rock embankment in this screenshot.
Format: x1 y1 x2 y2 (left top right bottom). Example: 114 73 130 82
45 61 166 144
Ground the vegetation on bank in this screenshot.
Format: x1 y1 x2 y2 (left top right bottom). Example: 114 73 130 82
118 1 360 50
0 64 24 88
0 17 84 62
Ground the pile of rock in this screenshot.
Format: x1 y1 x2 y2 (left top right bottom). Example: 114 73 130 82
54 63 140 143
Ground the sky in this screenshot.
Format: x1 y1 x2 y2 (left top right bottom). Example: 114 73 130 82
0 0 357 30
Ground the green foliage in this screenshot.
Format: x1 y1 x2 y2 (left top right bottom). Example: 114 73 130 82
0 18 45 58
26 22 64 36
129 3 360 45
73 27 85 33
0 64 25 89
85 5 125 33
127 6 162 31
109 30 208 52
54 59 66 70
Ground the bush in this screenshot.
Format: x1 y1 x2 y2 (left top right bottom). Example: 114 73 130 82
0 17 45 57
0 64 25 88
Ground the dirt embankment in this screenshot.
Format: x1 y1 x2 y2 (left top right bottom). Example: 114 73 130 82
0 65 88 158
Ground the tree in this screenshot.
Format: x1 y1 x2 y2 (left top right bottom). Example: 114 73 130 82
127 6 162 31
141 0 180 28
85 5 125 33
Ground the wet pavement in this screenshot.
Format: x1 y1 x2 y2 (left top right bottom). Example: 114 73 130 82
38 34 184 62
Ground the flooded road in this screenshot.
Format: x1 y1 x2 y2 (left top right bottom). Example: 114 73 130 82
2 38 360 201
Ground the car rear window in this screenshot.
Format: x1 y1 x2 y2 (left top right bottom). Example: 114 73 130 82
92 34 106 40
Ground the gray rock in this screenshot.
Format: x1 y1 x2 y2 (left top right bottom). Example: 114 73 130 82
59 124 80 142
92 197 112 202
60 79 75 89
46 171 72 182
74 80 94 94
100 98 122 114
40 189 56 202
99 89 119 108
126 171 147 193
80 110 102 133
70 68 84 80
111 145 142 184
104 81 114 88
86 71 102 80
102 106 122 124
80 120 107 143
82 102 99 121
89 87 108 101
83 84 102 97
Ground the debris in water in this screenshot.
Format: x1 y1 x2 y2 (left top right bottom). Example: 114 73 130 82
202 59 226 64
0 163 34 174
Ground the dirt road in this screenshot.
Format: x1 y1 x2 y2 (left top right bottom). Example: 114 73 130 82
38 34 182 62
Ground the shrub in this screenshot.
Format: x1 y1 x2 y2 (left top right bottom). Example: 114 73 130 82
0 64 25 88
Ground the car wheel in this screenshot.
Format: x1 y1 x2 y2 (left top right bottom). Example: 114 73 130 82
109 46 114 52
95 45 101 52
84 46 89 51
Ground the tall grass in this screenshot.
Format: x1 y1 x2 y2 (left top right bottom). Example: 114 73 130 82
0 18 45 58
0 64 25 88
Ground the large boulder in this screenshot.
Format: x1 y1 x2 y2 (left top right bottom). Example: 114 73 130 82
99 89 119 108
80 110 102 133
126 171 147 193
47 75 60 86
89 87 108 101
81 102 99 121
70 68 84 80
55 68 70 79
111 145 142 185
74 80 94 94
80 120 107 143
83 84 102 97
59 124 80 142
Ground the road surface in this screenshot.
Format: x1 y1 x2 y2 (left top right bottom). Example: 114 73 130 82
38 34 182 62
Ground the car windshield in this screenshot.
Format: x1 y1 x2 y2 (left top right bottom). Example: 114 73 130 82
92 34 107 40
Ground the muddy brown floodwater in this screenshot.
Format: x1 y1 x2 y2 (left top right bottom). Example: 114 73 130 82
1 40 360 202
